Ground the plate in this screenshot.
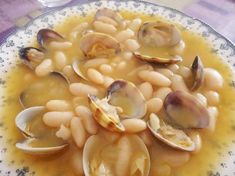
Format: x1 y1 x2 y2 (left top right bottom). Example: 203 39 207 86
0 0 235 175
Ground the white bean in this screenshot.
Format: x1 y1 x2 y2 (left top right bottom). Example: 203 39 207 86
48 41 72 50
115 136 131 176
153 87 172 101
116 61 127 70
206 106 218 133
128 64 153 77
147 98 163 113
122 51 133 60
96 16 118 26
71 150 84 175
93 21 117 34
204 68 223 90
43 111 74 127
128 18 142 31
178 65 191 79
71 117 86 148
139 70 171 87
35 59 53 77
54 51 67 70
115 28 134 42
138 82 153 100
171 40 185 55
121 119 147 133
99 64 113 74
72 22 89 32
155 68 174 79
171 74 188 92
56 124 71 140
203 91 220 106
69 83 98 96
87 68 104 85
168 64 179 73
84 58 109 68
46 100 71 111
194 93 207 107
75 105 98 134
63 65 76 78
103 76 114 88
124 39 140 51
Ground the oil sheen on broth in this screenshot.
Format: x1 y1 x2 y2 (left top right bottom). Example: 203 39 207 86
1 11 235 176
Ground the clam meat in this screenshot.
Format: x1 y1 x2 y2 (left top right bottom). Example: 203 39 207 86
80 32 121 59
138 21 181 47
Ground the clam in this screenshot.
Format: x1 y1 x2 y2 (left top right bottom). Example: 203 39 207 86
83 134 150 176
19 47 44 69
107 80 147 119
19 72 71 108
72 60 88 81
148 113 195 152
37 28 64 48
133 52 182 64
191 56 204 91
15 106 45 137
15 106 68 155
95 8 125 27
80 32 121 59
138 21 181 47
164 91 210 129
16 139 68 155
88 95 125 132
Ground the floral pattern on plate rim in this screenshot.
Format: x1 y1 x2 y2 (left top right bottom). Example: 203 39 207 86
0 0 235 175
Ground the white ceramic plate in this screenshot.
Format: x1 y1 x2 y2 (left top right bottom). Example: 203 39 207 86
0 1 235 175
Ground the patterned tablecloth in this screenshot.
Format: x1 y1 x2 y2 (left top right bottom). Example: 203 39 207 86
0 0 235 44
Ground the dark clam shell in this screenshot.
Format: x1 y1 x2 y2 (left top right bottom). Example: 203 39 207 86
191 56 204 91
164 91 209 129
19 47 44 69
37 28 63 48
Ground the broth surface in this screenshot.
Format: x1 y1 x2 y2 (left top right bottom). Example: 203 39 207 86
1 11 235 176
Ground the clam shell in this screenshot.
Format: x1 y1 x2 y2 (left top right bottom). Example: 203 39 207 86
72 60 88 81
88 95 125 132
133 52 182 64
16 139 68 155
80 32 121 59
164 91 210 129
191 56 204 91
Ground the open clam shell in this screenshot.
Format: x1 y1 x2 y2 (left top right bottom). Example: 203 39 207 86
138 21 181 47
88 95 125 132
37 28 64 48
83 134 150 176
15 106 45 137
19 47 44 69
133 52 182 65
16 139 68 155
19 72 70 108
72 60 88 81
164 91 210 129
147 113 195 152
191 56 204 91
80 32 121 59
107 80 147 119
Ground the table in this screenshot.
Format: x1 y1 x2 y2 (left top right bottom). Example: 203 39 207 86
0 0 235 44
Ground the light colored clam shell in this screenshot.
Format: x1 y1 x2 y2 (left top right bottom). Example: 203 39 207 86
80 32 121 59
83 134 150 176
147 122 195 152
15 106 45 137
16 139 68 155
72 60 88 81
